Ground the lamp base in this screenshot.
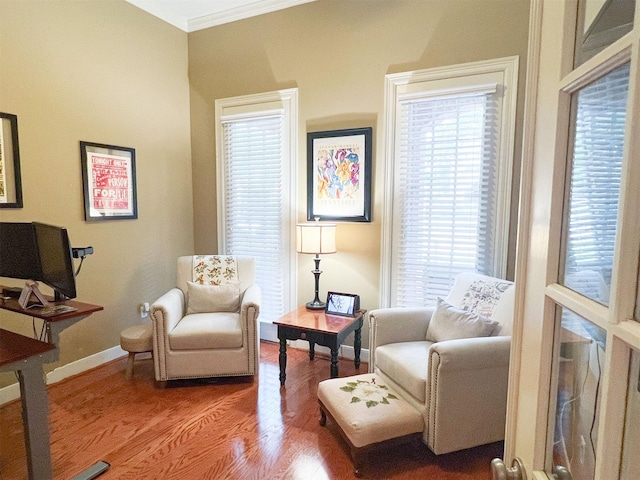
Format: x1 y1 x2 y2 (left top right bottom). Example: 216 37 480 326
305 300 326 310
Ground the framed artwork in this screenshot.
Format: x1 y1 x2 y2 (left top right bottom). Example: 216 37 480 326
80 141 137 221
307 127 372 222
0 112 23 209
325 291 361 317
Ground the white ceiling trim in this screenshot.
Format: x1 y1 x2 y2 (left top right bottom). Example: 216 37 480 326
126 0 315 33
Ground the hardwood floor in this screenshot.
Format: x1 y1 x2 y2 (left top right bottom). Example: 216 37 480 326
0 341 503 479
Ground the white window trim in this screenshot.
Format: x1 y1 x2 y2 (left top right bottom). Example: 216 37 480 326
380 56 519 307
214 88 298 319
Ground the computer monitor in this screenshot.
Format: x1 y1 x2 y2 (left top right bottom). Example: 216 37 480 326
0 222 41 280
33 222 77 301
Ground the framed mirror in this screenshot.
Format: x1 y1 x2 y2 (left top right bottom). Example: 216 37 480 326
0 112 23 208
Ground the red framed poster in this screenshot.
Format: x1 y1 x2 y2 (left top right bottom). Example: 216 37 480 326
80 141 137 221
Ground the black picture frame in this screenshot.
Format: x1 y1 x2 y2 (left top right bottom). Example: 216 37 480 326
307 127 372 222
80 141 137 222
0 112 23 209
325 291 361 317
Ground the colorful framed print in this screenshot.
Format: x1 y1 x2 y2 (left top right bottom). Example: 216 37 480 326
80 141 137 221
307 127 372 222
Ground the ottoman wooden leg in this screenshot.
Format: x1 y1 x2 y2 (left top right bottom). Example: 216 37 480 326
125 352 135 380
120 323 153 380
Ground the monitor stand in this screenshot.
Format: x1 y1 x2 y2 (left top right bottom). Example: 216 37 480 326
54 290 69 302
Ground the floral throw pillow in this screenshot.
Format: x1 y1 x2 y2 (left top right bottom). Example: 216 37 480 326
461 279 512 318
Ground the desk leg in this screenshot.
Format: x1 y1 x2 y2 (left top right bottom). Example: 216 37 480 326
279 337 287 386
19 363 53 480
309 341 315 360
330 349 339 378
354 327 362 369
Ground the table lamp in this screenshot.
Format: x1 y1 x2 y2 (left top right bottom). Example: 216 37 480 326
297 219 337 310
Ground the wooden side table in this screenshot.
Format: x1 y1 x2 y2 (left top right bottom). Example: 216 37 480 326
274 306 365 386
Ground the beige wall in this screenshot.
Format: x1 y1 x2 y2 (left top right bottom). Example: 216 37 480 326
0 0 530 388
0 1 193 386
189 0 531 334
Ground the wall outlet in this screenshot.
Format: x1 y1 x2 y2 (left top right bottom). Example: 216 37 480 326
139 302 150 318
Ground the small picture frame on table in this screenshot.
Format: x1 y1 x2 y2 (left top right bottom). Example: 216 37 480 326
325 291 360 317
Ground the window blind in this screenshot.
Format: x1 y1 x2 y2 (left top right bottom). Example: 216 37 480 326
391 91 499 306
222 113 287 322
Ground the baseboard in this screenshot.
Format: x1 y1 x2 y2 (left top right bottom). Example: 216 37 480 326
0 342 370 406
287 339 369 364
0 382 20 407
0 346 127 406
340 344 370 364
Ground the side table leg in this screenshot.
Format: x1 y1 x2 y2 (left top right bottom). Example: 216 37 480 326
309 341 315 360
330 348 339 378
354 327 362 369
279 337 287 386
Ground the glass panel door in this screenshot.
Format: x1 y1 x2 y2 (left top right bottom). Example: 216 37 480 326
503 1 640 479
551 308 607 480
559 63 630 306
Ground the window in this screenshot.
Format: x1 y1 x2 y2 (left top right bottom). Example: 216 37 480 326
215 89 297 328
381 58 519 307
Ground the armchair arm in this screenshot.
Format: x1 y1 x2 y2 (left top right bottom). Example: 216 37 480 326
240 284 261 338
429 335 511 372
150 288 185 332
368 307 435 372
240 284 261 373
241 284 261 314
150 288 185 380
426 335 511 454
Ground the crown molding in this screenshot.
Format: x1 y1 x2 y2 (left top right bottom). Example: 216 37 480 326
127 0 315 33
189 0 315 32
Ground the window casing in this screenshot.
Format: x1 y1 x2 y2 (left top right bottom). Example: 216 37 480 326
381 58 519 307
215 89 298 323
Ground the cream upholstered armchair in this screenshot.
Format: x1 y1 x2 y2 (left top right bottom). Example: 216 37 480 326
368 272 515 455
150 255 260 382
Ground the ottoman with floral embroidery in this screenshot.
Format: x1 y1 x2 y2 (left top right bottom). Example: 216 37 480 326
317 373 424 474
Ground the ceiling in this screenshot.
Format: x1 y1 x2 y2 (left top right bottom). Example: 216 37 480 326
126 0 315 32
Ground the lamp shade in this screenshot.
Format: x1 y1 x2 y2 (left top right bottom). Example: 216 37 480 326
296 222 337 254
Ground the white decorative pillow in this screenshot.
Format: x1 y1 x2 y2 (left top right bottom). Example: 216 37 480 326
426 297 498 342
186 281 240 314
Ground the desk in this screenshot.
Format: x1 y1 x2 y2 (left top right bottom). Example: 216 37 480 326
1 296 103 360
0 293 104 479
0 328 56 479
274 307 365 386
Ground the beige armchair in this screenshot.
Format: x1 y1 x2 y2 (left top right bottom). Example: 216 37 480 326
150 255 260 382
368 272 514 454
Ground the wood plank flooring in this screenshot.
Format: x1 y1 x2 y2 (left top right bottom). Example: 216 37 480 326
0 341 503 479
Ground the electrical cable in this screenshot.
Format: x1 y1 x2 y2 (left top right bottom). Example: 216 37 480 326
32 317 47 342
589 344 603 459
75 256 86 276
557 338 593 471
